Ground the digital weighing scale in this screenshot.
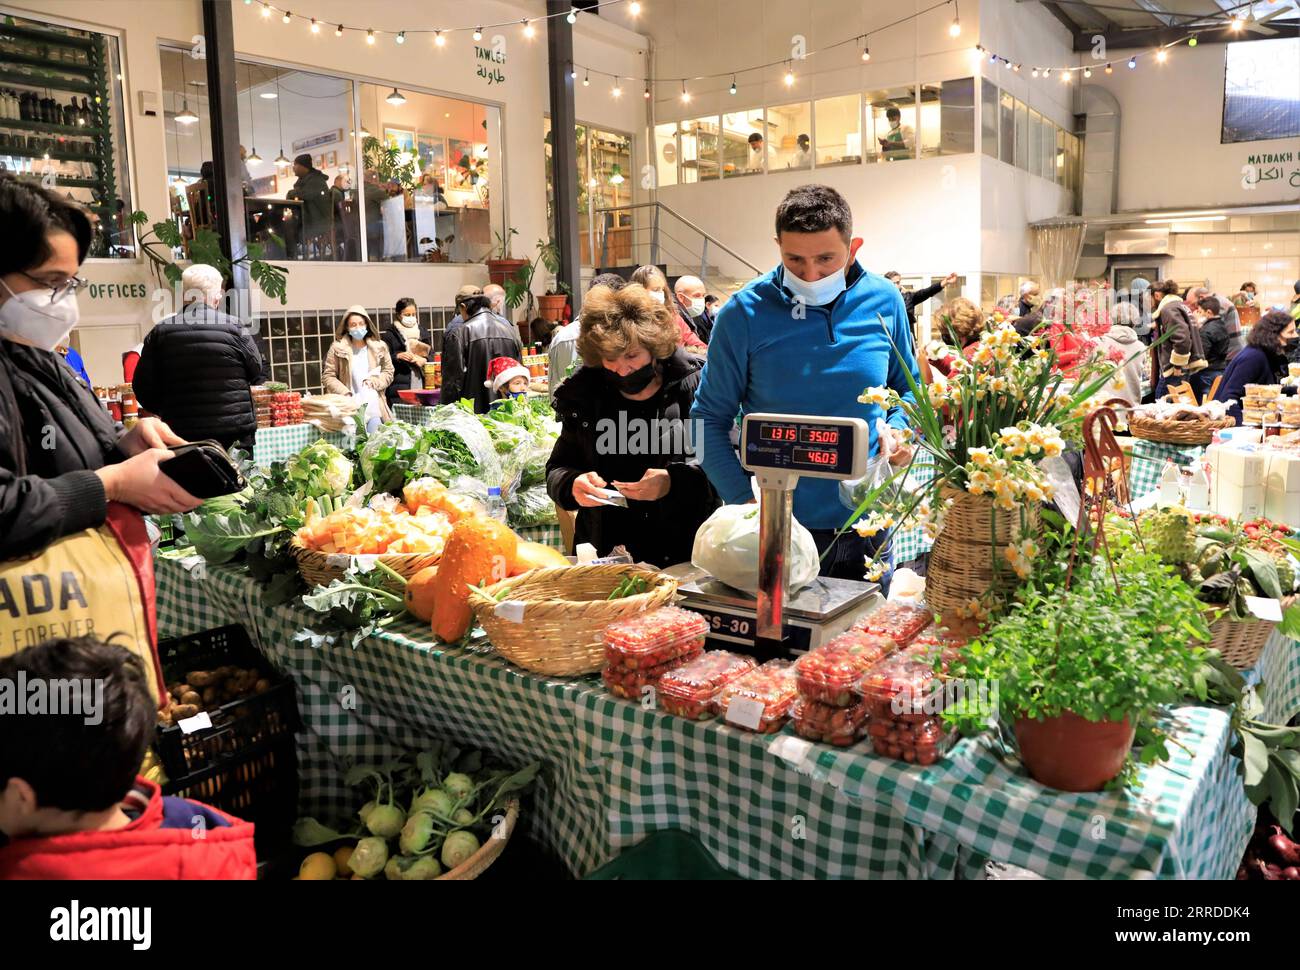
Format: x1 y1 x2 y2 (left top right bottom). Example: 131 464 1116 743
675 412 882 661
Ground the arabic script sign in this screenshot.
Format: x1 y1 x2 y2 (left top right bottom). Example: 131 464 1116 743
1241 149 1300 191
475 44 506 88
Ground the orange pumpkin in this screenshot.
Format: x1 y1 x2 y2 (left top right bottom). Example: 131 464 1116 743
431 517 519 643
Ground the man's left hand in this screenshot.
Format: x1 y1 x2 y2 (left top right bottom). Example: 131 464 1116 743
119 417 187 456
612 468 672 502
942 272 959 288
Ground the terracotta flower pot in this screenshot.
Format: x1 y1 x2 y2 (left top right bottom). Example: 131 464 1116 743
538 293 569 323
1014 710 1136 792
486 258 528 287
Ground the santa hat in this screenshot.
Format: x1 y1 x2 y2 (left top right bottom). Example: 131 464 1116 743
484 356 530 393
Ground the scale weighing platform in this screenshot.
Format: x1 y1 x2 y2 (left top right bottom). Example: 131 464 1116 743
675 411 883 662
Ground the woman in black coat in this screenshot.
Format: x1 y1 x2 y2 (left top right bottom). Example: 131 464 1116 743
0 174 200 559
381 296 432 407
546 283 718 567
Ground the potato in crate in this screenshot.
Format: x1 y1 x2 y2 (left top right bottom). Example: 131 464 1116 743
153 625 300 856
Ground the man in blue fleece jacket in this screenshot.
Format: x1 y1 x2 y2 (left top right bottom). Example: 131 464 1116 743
692 184 919 581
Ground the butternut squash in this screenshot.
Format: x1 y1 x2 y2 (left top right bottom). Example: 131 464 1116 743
431 516 519 643
509 541 570 576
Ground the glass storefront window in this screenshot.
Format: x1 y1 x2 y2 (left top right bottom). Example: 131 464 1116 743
866 87 917 163
1029 109 1042 177
720 109 764 177
937 77 975 156
654 122 678 187
1015 99 1028 170
1040 116 1055 181
999 90 1015 163
1 16 133 257
358 81 501 263
162 51 363 263
767 101 812 171
679 116 720 182
586 126 632 266
981 80 999 158
814 94 861 166
1055 125 1067 187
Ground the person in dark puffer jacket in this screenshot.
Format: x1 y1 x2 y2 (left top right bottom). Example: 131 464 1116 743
0 637 256 880
132 264 265 448
546 284 718 567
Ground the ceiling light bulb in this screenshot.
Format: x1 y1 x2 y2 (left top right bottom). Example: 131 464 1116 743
435 31 445 46
1104 62 1112 73
949 17 961 37
1032 68 1040 78
612 83 622 97
261 4 271 18
310 18 319 33
680 83 690 103
784 69 794 86
861 46 870 62
570 66 577 79
1188 36 1198 47
335 24 343 37
1231 14 1244 30
567 8 577 24
473 27 483 40
583 73 590 86
1128 56 1136 68
1156 48 1168 63
396 30 405 44
729 77 738 93
629 1 641 14
1083 66 1092 77
386 87 406 105
282 11 290 24
367 29 375 44
523 20 536 39
644 86 651 99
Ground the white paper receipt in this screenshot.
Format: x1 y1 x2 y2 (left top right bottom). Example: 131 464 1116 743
726 696 766 731
494 600 526 624
177 711 213 735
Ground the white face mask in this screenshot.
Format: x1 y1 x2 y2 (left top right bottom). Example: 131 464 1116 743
648 289 666 304
0 279 79 352
781 264 847 307
688 297 706 316
399 314 418 327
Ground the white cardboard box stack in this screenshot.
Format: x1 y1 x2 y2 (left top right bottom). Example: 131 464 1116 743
1207 444 1300 527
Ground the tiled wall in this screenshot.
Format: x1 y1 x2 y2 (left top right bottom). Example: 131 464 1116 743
1167 215 1300 310
254 305 456 392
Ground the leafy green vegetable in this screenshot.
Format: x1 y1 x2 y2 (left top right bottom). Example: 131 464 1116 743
299 565 405 647
287 439 354 498
182 506 285 565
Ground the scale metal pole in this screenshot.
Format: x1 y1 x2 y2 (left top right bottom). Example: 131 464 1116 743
755 486 793 641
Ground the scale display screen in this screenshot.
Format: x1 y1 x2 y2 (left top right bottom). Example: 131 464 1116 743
744 417 860 478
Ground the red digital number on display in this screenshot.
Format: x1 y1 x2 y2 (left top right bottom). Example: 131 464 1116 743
801 428 840 445
794 448 838 467
761 425 798 442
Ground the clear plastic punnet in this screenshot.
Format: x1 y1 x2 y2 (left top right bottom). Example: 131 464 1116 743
855 654 942 723
790 697 870 747
603 646 704 699
714 660 799 734
658 651 757 720
850 602 933 646
603 606 710 671
794 631 898 707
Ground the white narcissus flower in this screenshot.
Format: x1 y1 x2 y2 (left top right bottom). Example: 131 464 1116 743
968 447 993 467
857 386 893 407
864 560 886 582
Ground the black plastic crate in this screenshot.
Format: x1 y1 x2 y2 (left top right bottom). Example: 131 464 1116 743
153 625 300 856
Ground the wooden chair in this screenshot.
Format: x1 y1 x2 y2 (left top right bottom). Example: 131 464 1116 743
555 505 576 556
1164 381 1198 405
1207 374 1223 402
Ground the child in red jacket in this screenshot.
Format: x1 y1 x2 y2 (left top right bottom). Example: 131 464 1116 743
0 637 256 879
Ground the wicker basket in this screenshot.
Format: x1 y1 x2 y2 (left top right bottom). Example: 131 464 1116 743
1203 596 1293 670
468 565 678 675
926 487 1040 616
289 537 441 589
436 798 518 880
1128 411 1234 446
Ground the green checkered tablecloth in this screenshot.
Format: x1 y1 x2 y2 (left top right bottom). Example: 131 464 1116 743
252 423 352 466
153 554 1298 879
1127 439 1206 502
393 403 434 426
516 523 563 550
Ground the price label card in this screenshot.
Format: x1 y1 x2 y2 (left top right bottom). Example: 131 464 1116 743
725 696 766 731
177 711 213 735
1244 596 1283 622
494 600 526 624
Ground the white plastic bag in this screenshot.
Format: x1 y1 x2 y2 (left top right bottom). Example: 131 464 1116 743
690 502 820 596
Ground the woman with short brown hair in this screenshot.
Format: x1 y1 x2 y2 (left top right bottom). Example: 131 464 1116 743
545 284 718 566
628 264 707 354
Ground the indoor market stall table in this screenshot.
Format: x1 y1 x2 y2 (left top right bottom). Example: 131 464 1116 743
152 555 1300 879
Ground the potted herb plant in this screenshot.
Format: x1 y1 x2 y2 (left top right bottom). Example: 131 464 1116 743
947 549 1210 791
486 228 528 287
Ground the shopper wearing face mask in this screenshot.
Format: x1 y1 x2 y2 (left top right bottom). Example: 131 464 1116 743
546 284 718 566
1213 310 1297 425
322 306 394 432
0 174 204 563
629 265 706 355
380 296 431 408
673 274 713 344
693 184 920 586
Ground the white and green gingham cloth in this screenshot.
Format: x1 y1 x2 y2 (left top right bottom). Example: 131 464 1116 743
1127 439 1205 502
153 554 1300 879
252 423 352 466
